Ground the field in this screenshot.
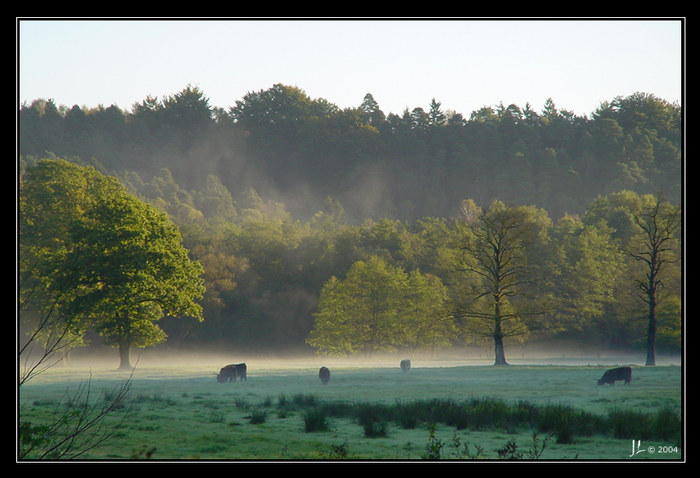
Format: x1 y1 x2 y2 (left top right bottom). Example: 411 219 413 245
18 353 684 462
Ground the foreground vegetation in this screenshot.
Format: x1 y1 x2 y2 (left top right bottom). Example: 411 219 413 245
18 361 683 461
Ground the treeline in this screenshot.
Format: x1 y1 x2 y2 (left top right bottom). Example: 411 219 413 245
19 84 681 222
18 85 682 356
20 159 681 356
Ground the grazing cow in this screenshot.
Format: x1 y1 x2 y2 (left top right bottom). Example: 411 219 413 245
400 359 411 372
233 362 247 381
319 366 330 385
597 366 632 386
216 364 238 383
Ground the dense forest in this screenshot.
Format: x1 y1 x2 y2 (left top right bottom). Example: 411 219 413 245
18 84 683 359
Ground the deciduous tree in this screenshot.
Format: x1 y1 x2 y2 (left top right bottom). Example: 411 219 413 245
307 256 452 355
624 196 681 365
21 159 205 370
458 200 549 365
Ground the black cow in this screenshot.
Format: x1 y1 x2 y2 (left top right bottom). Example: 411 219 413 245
400 359 411 372
216 364 238 383
597 366 632 386
233 362 247 381
319 366 331 385
216 363 247 383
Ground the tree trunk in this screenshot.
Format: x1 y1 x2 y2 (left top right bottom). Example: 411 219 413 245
118 343 132 370
493 301 508 365
645 292 657 366
494 333 508 365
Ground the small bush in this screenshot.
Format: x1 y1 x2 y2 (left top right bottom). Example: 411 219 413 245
512 400 539 425
356 403 390 437
467 398 511 429
392 400 423 428
421 426 443 459
329 438 349 459
651 406 681 443
496 437 522 460
293 393 318 408
233 398 249 409
494 433 552 460
277 393 290 408
536 403 604 443
208 412 225 423
362 420 388 438
608 408 651 439
320 401 355 418
303 408 329 432
553 417 574 444
396 412 419 429
444 405 469 430
249 409 267 424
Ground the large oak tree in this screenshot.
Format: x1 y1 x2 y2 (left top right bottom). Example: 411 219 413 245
20 159 205 370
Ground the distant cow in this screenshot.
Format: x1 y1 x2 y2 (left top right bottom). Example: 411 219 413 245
319 366 331 385
597 366 632 386
216 364 238 383
216 363 247 383
232 363 247 381
400 359 411 372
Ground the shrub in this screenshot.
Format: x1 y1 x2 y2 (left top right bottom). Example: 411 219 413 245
329 438 349 459
651 406 681 443
303 408 329 432
362 420 388 438
233 397 249 409
443 404 469 430
421 426 443 459
293 393 318 408
396 411 419 429
249 409 267 424
274 394 681 445
536 403 604 443
356 403 390 438
466 398 511 429
608 408 651 439
320 401 355 418
496 437 523 460
606 407 681 444
277 393 290 408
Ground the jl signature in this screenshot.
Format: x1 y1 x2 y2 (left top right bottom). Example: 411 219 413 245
629 440 647 457
629 440 680 458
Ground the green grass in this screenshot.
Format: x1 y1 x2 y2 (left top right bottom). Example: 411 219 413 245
18 360 683 461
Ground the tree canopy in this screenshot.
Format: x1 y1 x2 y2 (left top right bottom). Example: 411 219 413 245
20 159 205 369
18 85 682 362
307 256 453 356
19 86 681 222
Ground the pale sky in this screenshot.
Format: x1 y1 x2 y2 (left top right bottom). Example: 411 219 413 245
17 18 683 118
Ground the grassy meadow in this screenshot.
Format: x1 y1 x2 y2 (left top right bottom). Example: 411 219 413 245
18 353 683 462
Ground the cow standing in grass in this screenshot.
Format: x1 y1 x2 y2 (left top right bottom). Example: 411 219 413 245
216 363 247 383
597 366 632 385
400 359 411 372
319 366 330 384
233 363 247 381
217 364 238 383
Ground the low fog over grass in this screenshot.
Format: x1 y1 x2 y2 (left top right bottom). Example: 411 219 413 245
48 338 682 373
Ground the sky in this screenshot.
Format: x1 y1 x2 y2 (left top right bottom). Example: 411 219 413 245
17 18 683 118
